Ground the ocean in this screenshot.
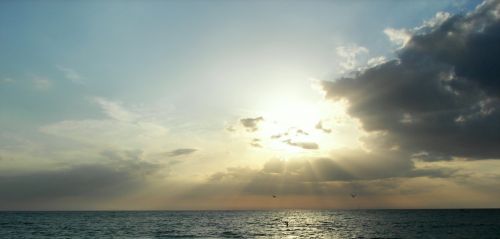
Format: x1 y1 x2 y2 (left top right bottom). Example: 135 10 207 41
0 210 499 238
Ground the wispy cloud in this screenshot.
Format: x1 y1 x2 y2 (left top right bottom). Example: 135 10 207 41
56 65 84 84
93 97 138 122
1 78 14 83
165 148 198 157
32 76 52 90
40 97 168 148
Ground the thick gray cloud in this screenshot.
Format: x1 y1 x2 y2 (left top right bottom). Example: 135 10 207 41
186 149 454 198
165 148 198 157
0 149 159 209
253 150 451 183
240 116 264 132
322 0 500 160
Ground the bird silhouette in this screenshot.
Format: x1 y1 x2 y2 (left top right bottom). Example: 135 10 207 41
350 193 357 198
272 195 277 198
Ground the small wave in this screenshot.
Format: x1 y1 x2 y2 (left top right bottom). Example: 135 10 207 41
220 230 244 238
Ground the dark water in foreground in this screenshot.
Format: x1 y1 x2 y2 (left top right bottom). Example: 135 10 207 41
1 210 499 238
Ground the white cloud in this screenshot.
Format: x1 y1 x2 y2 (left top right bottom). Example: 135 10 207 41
336 45 369 72
384 11 451 48
420 11 451 30
367 56 387 67
56 65 84 84
384 28 412 47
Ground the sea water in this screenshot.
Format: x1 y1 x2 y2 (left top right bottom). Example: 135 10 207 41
1 210 499 238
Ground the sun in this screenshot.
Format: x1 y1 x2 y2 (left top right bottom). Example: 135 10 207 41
240 78 363 157
247 95 364 158
253 99 325 155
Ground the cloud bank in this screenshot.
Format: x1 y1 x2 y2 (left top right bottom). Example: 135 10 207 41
183 150 454 203
0 149 160 209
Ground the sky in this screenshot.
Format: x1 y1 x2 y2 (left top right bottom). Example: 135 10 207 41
1 0 499 210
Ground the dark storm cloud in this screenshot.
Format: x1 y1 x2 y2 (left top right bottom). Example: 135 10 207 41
240 116 264 132
322 0 500 160
0 149 159 209
165 148 198 157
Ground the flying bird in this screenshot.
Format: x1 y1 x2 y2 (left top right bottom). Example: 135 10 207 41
350 193 357 198
272 195 277 198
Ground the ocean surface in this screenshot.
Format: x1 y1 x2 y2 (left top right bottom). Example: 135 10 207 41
1 210 499 238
